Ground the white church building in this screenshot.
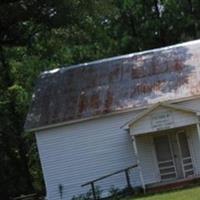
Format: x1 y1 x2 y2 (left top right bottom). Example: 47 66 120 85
25 40 200 200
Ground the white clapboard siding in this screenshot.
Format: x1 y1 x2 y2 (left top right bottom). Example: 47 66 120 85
36 97 200 200
36 110 143 200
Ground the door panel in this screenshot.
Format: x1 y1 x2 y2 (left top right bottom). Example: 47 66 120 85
178 132 194 178
170 134 184 179
154 135 177 181
178 133 190 157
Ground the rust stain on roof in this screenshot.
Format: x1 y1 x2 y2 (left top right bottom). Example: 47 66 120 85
25 40 200 131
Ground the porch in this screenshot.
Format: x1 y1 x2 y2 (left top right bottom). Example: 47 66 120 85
123 102 200 190
146 175 200 193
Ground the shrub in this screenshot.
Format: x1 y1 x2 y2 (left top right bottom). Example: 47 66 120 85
71 186 102 200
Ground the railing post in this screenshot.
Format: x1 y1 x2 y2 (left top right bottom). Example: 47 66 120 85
125 169 131 189
81 164 138 198
91 182 97 200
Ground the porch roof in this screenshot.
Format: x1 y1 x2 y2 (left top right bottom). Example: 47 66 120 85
124 102 198 135
122 102 197 129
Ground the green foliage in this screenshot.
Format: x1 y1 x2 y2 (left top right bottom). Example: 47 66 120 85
1 0 200 199
109 186 122 200
71 186 102 200
124 186 200 200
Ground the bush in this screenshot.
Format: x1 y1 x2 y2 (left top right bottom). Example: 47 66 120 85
71 186 102 200
108 186 121 200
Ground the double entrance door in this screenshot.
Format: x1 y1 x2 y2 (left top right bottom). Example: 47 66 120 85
154 131 194 181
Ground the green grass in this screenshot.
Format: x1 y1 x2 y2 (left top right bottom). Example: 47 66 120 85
124 186 200 200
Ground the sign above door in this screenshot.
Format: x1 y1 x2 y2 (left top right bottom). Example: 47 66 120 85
151 111 174 131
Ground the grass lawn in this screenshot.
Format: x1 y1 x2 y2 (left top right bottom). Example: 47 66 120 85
124 186 200 200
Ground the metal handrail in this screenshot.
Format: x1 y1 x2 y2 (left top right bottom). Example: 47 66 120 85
81 164 138 199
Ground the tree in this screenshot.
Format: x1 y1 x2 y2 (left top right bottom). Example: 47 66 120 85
1 0 200 199
0 1 114 199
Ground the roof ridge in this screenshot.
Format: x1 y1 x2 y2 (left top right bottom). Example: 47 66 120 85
42 39 200 75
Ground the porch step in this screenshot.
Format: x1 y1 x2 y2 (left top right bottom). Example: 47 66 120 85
146 177 200 193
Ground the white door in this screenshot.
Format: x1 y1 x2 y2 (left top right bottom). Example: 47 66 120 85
154 132 194 181
154 135 177 181
177 132 194 178
170 134 184 179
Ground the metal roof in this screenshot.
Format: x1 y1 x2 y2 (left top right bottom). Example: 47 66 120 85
25 39 200 131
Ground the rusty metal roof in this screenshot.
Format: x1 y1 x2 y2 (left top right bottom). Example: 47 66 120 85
25 40 200 131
